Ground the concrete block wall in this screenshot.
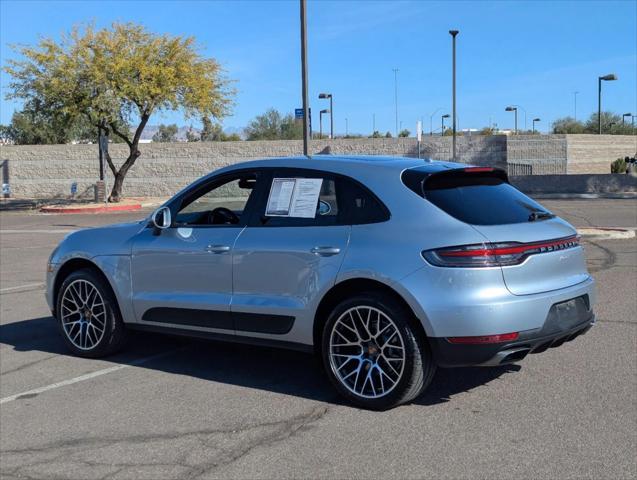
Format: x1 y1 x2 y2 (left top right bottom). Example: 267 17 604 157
566 134 637 174
1 135 635 199
506 135 568 174
0 137 505 199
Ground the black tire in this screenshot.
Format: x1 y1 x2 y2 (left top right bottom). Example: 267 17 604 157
56 268 128 358
321 292 436 410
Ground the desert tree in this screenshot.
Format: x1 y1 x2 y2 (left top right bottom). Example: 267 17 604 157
4 22 234 201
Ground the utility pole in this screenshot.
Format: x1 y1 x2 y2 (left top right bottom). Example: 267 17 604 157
392 68 399 137
598 74 618 134
300 0 310 155
449 30 459 161
573 91 579 121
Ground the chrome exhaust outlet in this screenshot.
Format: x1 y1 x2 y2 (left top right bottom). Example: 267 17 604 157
479 347 531 367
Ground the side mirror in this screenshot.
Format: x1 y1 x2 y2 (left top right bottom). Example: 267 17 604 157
151 206 172 235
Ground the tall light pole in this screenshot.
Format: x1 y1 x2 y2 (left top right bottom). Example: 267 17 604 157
372 113 376 135
573 91 579 121
429 108 442 135
449 30 459 161
598 73 617 134
392 68 399 137
300 0 310 155
319 109 329 138
318 93 333 138
345 117 349 137
622 112 632 125
441 114 450 136
532 117 541 133
505 106 518 134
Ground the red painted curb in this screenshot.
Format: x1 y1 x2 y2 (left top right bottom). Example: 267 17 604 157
40 203 142 214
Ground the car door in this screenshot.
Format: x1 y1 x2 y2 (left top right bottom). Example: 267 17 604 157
130 170 264 334
231 168 351 346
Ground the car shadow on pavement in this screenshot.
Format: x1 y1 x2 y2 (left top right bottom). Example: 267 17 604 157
1 316 519 407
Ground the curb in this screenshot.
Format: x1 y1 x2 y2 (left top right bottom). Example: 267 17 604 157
40 203 142 214
577 227 635 240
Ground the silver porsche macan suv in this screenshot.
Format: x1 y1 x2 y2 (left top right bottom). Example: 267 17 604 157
46 155 596 410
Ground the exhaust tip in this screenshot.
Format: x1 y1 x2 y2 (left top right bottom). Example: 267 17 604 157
499 348 530 365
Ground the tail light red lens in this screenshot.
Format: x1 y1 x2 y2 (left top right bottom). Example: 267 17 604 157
422 235 580 268
448 332 519 344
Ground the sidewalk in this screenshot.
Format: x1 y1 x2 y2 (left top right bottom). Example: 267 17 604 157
0 197 165 213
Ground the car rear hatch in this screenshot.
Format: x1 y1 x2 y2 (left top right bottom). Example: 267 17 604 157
407 166 589 296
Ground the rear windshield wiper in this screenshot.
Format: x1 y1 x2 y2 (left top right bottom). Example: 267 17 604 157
528 211 555 222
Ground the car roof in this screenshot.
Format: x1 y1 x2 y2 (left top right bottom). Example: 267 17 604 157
219 155 468 176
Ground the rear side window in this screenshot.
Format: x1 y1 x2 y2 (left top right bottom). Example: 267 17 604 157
403 168 548 225
341 179 389 224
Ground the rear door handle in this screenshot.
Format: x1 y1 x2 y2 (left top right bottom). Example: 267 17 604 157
311 246 341 257
205 244 231 254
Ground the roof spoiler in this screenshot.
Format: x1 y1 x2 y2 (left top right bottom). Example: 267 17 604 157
423 166 509 191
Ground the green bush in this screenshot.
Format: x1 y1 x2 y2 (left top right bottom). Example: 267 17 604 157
611 158 627 174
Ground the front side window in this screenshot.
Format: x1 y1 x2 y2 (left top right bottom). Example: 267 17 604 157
258 169 389 227
175 173 258 226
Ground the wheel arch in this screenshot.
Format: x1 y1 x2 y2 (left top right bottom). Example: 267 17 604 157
313 277 431 354
53 258 117 317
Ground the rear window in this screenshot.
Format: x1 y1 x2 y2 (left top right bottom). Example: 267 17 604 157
402 168 548 225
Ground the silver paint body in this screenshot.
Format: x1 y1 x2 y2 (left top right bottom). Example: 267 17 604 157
46 155 596 346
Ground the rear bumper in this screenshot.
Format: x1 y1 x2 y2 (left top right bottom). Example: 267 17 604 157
430 295 595 367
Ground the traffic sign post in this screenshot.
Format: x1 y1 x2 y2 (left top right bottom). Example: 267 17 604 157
296 107 312 137
417 120 422 159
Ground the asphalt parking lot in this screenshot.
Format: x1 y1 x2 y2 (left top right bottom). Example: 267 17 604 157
1 198 636 480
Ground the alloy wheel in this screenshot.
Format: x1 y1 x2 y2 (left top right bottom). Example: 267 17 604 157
328 306 406 399
60 279 107 350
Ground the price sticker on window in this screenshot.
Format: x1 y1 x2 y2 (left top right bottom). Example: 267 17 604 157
265 178 323 218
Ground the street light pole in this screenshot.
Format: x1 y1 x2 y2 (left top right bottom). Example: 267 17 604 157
449 30 459 161
573 91 579 121
598 73 618 134
441 114 450 137
319 109 329 138
300 0 310 155
505 106 518 134
328 97 333 138
622 113 632 126
345 118 349 137
532 117 541 133
429 108 442 136
392 68 399 137
318 93 333 138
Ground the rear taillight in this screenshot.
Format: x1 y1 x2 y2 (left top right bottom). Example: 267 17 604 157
422 235 580 268
448 332 519 344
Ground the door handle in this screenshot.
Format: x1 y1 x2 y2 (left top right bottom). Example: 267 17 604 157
311 246 341 257
205 244 231 254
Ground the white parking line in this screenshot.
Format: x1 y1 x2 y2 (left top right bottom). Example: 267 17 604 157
0 349 184 405
0 282 44 293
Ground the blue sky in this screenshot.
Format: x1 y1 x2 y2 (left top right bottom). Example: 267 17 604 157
1 0 636 134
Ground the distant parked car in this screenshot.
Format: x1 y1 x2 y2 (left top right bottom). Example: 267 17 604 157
46 156 595 410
